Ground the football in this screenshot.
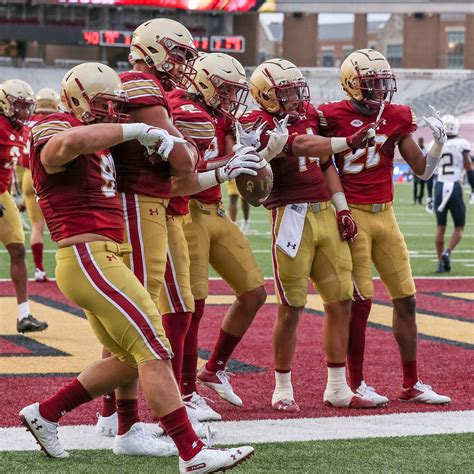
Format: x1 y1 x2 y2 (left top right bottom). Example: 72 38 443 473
236 161 273 207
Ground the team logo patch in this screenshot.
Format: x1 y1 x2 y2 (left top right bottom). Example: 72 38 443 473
350 120 364 127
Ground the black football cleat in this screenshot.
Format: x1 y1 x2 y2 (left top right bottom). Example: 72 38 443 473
441 250 451 272
17 315 48 334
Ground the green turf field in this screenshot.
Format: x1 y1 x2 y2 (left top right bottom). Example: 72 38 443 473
2 433 472 473
1 183 472 280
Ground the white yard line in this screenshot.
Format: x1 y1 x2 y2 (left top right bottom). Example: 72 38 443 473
1 411 472 451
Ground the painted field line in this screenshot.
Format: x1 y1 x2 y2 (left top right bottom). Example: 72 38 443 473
1 411 472 452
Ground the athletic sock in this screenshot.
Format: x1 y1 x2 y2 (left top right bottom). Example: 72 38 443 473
324 365 353 405
162 312 193 387
205 329 242 373
116 399 139 435
31 243 44 271
402 360 418 388
160 406 204 461
347 299 372 389
181 299 205 396
100 392 116 417
39 378 92 422
18 302 30 321
272 369 294 404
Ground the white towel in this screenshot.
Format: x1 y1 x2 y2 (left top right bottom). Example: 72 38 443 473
437 181 455 212
276 203 307 258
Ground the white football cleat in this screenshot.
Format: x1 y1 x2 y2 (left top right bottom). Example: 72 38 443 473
240 219 249 235
197 368 243 407
19 403 69 459
113 422 177 456
184 392 222 422
179 446 254 473
399 380 451 404
95 411 118 437
355 381 389 406
34 268 49 282
185 403 217 442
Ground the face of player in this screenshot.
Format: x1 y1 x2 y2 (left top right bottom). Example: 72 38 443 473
217 84 238 112
11 98 35 125
88 94 129 124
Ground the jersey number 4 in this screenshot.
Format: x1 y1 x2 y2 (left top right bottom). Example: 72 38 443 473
342 135 387 174
100 154 117 198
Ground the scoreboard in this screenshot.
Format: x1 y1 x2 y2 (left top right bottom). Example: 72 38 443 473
82 30 246 53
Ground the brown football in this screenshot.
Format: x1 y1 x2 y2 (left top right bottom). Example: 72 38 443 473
236 162 273 207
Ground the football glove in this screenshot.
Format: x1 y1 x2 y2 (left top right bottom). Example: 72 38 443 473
346 123 376 151
260 115 289 161
423 105 447 145
216 146 266 183
336 209 358 242
235 118 267 150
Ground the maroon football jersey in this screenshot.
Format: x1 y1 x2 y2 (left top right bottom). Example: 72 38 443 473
21 113 46 168
239 104 330 209
317 100 417 204
0 115 26 193
112 71 173 198
31 112 123 243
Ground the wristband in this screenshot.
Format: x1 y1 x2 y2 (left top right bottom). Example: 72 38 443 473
331 192 349 211
331 137 350 153
197 170 220 190
121 123 144 142
416 152 442 180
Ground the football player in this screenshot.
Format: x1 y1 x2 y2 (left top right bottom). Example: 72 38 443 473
166 53 268 415
0 79 48 333
433 114 472 272
21 88 60 281
96 19 263 437
227 179 251 234
20 62 255 472
242 58 377 412
317 49 451 404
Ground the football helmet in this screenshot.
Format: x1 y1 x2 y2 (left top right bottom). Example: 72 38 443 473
129 18 198 89
441 114 460 137
249 58 309 116
61 62 129 124
0 79 35 129
340 49 397 110
191 52 248 118
36 88 60 114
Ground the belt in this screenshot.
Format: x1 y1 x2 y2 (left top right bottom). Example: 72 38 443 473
308 201 330 213
191 200 226 217
350 202 393 213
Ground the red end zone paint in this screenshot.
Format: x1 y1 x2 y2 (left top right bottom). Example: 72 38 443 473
1 279 472 427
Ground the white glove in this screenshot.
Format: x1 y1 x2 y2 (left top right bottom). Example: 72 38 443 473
260 115 289 161
216 146 267 182
422 105 447 145
235 118 267 150
122 123 186 161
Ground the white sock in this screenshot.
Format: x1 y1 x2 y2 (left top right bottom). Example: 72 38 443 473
272 370 294 404
324 366 354 405
18 302 30 321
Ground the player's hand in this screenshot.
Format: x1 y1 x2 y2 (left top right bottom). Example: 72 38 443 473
260 115 289 161
346 123 376 151
0 203 5 218
235 118 267 150
217 146 266 182
336 209 358 242
136 125 187 161
422 105 447 145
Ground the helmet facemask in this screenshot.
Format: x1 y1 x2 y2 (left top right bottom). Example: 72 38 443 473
207 75 249 119
5 95 36 128
270 78 310 118
354 68 397 110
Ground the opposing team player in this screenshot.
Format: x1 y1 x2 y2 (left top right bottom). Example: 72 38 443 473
20 62 255 472
243 58 377 411
0 79 48 333
21 88 60 281
317 49 451 404
166 53 268 415
433 114 472 273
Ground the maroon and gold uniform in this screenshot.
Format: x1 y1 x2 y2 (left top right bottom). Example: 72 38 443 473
30 112 171 366
112 71 172 306
0 115 26 246
240 105 353 306
317 100 417 299
169 91 263 300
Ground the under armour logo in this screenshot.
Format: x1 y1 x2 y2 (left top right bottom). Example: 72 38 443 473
106 255 117 262
231 454 237 460
149 208 160 216
246 181 254 192
287 242 297 250
192 440 199 449
31 418 43 430
166 215 174 222
217 360 224 366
